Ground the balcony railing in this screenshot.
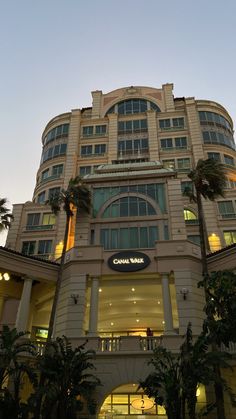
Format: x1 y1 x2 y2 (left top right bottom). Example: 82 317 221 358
220 213 236 219
34 336 163 355
185 219 199 225
40 174 62 184
25 224 55 231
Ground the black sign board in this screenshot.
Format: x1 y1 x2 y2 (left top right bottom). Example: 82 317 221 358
108 251 150 272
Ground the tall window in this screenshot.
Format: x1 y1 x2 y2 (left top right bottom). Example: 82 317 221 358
184 209 198 224
38 191 46 204
80 166 92 176
160 138 173 149
38 240 52 255
177 158 190 170
42 213 56 225
208 152 221 161
100 226 159 249
95 125 107 135
224 154 234 166
218 201 236 218
118 138 148 155
224 231 236 245
22 241 36 255
41 169 49 180
52 164 63 176
48 187 60 199
82 126 93 137
118 119 147 134
26 213 40 226
94 144 106 154
81 145 93 156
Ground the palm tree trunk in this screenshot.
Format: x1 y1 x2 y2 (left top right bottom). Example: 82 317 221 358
47 212 70 342
34 214 71 419
196 191 226 419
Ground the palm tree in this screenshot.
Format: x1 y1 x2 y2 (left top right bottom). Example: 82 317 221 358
34 336 100 419
183 158 226 278
0 198 13 232
46 176 91 342
183 158 227 419
0 326 37 418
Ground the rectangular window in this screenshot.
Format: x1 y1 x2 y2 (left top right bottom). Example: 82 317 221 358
118 119 147 134
172 117 184 128
208 152 221 161
177 158 190 170
81 145 93 156
187 235 200 245
42 213 56 225
162 159 175 170
38 191 46 204
218 201 235 218
94 144 106 154
181 181 193 193
161 138 173 149
224 155 234 166
41 169 49 180
52 164 63 176
175 137 187 149
159 119 171 129
26 213 40 226
224 231 236 246
22 241 36 255
38 240 52 255
48 187 60 199
95 125 107 135
80 166 92 176
82 126 93 137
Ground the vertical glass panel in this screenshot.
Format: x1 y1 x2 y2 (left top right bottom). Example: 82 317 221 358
111 229 118 249
164 225 169 240
130 227 138 248
120 198 128 216
100 229 109 250
130 197 138 216
139 200 147 216
120 229 129 248
149 226 158 246
111 203 119 217
140 227 148 248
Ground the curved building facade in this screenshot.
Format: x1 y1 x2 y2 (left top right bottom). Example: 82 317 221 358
2 83 236 418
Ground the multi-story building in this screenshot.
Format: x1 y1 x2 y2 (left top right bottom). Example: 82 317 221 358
1 83 236 417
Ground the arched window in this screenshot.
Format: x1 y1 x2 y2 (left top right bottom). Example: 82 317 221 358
102 197 156 218
106 99 161 115
184 209 198 224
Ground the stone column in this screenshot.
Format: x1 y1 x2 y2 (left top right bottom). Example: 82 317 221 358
15 277 33 332
161 273 174 334
88 277 100 336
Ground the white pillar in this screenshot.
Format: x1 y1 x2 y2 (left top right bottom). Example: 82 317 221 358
88 277 99 336
15 277 33 332
161 274 174 334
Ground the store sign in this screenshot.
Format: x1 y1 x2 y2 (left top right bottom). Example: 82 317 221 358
108 251 150 272
131 398 154 410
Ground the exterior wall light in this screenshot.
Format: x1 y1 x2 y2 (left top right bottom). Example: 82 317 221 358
0 272 10 281
180 287 189 300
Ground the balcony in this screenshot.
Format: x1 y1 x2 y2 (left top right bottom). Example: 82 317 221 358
220 213 236 219
40 174 62 184
25 224 55 231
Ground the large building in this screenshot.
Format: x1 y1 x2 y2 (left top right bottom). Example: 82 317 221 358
1 83 236 417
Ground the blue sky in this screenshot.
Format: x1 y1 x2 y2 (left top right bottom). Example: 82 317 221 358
1 0 236 244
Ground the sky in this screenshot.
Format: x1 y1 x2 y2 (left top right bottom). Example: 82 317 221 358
1 0 236 245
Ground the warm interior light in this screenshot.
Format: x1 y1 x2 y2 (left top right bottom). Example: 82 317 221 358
110 322 114 326
132 288 135 292
136 319 140 323
196 387 200 397
99 288 102 293
133 301 136 304
0 273 2 280
3 273 10 281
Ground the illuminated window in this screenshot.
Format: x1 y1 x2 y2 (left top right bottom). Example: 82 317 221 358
224 231 236 246
184 209 198 224
42 213 56 225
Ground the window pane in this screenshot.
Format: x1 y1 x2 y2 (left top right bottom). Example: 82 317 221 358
120 229 129 248
140 227 148 247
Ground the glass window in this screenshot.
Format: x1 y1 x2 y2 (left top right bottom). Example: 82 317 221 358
163 159 175 170
224 154 234 166
224 231 236 246
22 241 36 255
81 145 93 156
159 119 171 129
52 164 63 176
161 138 173 149
41 169 49 180
140 227 148 247
38 191 46 204
95 125 106 135
184 209 197 222
42 213 56 225
177 158 190 170
94 144 106 154
208 152 221 161
218 201 235 218
38 240 52 255
175 137 187 149
80 166 92 176
27 213 40 226
82 126 93 136
181 181 193 193
100 226 159 249
102 197 157 218
187 235 200 245
172 117 184 128
43 124 69 144
48 187 60 199
107 99 160 115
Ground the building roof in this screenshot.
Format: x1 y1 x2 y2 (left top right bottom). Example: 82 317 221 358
0 246 59 266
